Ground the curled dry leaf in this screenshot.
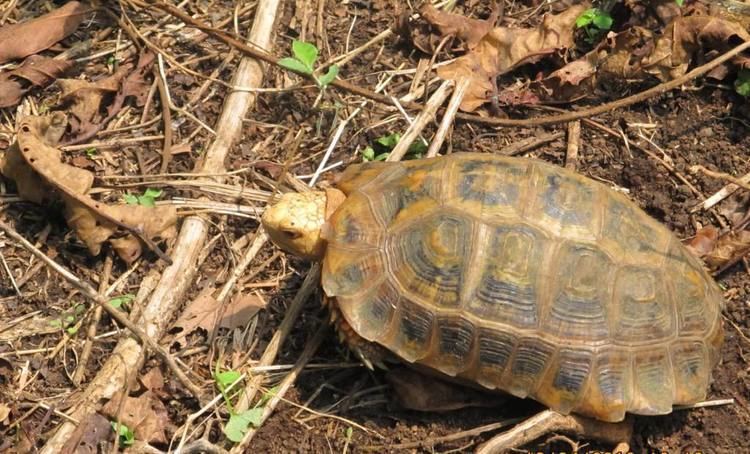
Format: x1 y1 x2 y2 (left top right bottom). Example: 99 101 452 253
0 56 72 108
0 1 90 64
0 114 176 263
102 391 170 444
419 3 498 50
433 4 589 111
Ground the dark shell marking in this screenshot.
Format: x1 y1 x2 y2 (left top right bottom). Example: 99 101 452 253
323 153 724 422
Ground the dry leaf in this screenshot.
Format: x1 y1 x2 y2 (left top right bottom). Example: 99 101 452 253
60 51 155 144
0 55 71 108
139 368 166 396
0 2 90 64
435 4 589 111
686 226 719 258
0 403 9 424
220 292 267 330
0 114 177 263
705 230 750 270
102 391 169 444
419 4 497 50
59 413 112 454
170 288 220 347
170 288 266 347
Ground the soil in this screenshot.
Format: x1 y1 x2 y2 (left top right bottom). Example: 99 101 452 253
1 1 749 453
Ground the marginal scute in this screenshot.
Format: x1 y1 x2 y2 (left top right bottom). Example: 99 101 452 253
507 337 555 398
322 152 724 421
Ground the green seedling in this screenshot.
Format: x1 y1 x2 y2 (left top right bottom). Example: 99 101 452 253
108 294 135 309
675 0 684 6
279 39 339 88
123 188 162 207
214 364 278 443
50 303 86 335
111 421 135 446
84 147 97 158
735 68 750 97
362 132 427 162
575 8 613 43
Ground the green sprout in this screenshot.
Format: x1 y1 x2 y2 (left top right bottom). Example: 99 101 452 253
123 188 162 207
362 133 427 162
576 8 613 43
111 421 135 446
735 68 750 97
278 40 339 88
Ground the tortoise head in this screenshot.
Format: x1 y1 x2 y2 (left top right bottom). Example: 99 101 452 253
261 189 345 261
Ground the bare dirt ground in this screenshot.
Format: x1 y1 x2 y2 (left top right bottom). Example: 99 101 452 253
1 1 749 453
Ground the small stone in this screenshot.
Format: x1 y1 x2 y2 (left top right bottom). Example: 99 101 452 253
698 127 714 138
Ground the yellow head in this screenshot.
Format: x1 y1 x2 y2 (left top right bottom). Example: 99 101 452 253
261 189 344 261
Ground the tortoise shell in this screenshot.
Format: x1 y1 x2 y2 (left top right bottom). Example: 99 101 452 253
320 152 723 422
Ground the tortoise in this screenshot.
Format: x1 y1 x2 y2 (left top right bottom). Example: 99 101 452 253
261 152 724 422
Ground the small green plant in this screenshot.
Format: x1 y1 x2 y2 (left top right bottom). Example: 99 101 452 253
123 188 162 207
50 303 86 335
674 0 684 6
361 133 427 162
109 294 135 309
214 364 278 442
735 69 750 97
575 8 613 43
111 421 135 446
279 40 339 88
84 147 97 158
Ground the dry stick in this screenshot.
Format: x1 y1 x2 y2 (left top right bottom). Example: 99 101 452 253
426 78 469 158
231 321 330 452
40 0 282 451
477 410 633 454
154 61 174 174
234 263 321 412
565 120 581 170
387 79 454 162
0 220 201 397
693 169 750 213
143 4 750 128
498 131 566 156
72 255 113 386
691 165 750 192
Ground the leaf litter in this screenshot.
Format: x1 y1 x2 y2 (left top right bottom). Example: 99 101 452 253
0 114 177 263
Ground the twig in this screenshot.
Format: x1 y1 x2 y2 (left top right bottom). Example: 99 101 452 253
693 169 750 212
690 165 750 192
387 80 454 162
497 131 565 156
565 120 581 170
477 410 633 453
154 56 174 173
0 220 203 398
426 78 469 158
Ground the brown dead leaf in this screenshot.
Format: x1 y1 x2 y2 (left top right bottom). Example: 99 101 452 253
419 3 497 50
139 368 166 396
0 114 176 263
170 288 220 347
643 15 750 81
0 403 9 424
0 55 71 108
686 226 720 258
60 51 155 144
704 230 750 270
102 391 169 444
170 288 266 347
220 292 267 330
435 4 589 111
59 413 112 454
0 2 91 64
